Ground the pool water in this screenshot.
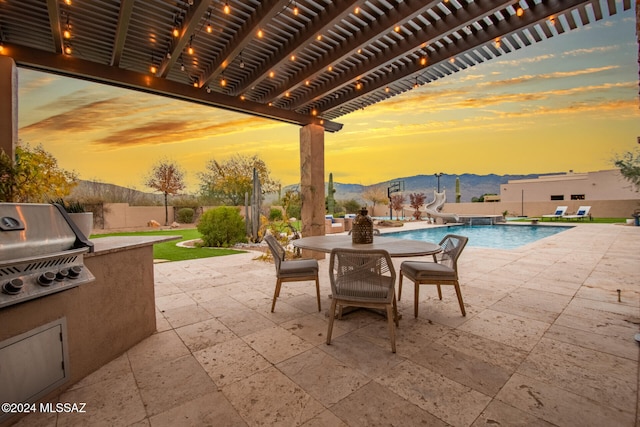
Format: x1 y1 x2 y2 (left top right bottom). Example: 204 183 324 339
386 224 572 250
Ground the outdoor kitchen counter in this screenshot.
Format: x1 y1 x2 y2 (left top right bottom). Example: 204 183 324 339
87 234 181 255
0 235 179 425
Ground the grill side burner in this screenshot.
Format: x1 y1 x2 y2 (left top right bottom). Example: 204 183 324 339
0 203 95 309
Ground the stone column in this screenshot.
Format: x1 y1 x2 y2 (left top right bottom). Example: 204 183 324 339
0 57 18 159
299 124 325 259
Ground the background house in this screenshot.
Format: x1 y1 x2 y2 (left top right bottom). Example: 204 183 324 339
500 170 638 203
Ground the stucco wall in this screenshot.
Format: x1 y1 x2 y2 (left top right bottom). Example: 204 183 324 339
97 197 640 232
102 203 169 230
436 200 639 218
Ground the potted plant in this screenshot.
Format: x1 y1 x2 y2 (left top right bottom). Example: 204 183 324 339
51 198 93 237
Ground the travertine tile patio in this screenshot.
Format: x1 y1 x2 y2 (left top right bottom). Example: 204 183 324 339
12 223 640 426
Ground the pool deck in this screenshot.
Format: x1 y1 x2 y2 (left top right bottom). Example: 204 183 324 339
12 222 640 426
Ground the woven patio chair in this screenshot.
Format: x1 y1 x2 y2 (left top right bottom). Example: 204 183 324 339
398 234 468 317
264 234 321 313
327 248 398 352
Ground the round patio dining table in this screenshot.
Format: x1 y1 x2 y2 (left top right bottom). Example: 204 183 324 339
292 235 441 257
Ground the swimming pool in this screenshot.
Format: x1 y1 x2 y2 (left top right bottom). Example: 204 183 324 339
385 224 572 249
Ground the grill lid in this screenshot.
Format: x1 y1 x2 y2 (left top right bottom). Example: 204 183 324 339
0 203 93 261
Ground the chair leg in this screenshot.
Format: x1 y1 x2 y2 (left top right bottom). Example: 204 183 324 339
386 304 396 353
315 277 321 312
436 284 442 300
392 292 399 327
271 279 282 312
414 282 419 318
398 273 403 300
326 299 338 345
454 281 466 316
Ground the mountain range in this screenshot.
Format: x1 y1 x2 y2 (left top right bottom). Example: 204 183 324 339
283 173 554 204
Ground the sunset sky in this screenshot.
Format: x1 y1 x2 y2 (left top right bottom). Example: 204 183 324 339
16 6 640 193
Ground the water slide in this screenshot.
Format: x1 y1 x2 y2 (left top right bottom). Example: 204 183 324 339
423 190 459 223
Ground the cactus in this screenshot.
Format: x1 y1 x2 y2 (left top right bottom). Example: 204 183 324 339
327 172 336 214
455 176 461 203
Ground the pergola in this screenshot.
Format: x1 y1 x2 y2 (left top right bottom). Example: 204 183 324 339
0 0 633 239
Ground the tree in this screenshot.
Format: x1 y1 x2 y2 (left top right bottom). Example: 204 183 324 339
198 154 280 206
341 199 360 214
390 194 405 220
0 144 78 203
361 185 387 216
409 193 426 220
145 159 186 225
614 149 640 191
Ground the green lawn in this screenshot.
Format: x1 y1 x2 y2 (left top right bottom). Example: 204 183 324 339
91 228 245 262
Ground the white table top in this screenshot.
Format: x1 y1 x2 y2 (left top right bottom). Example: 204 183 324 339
292 235 441 257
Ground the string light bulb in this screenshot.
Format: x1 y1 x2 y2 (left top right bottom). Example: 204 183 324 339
64 44 72 55
293 1 299 15
220 76 227 87
223 2 230 14
355 81 362 90
150 64 157 74
63 15 71 39
413 78 419 89
205 11 214 34
257 29 264 38
172 26 179 37
516 7 524 17
188 44 194 55
420 56 427 66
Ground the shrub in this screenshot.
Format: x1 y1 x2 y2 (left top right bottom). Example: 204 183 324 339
269 208 283 221
197 207 247 247
176 207 195 223
286 203 301 220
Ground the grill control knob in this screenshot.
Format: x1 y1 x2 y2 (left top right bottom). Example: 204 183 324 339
67 266 82 279
38 271 56 286
56 269 69 281
2 278 23 295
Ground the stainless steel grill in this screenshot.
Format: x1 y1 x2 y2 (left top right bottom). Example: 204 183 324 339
0 203 95 309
